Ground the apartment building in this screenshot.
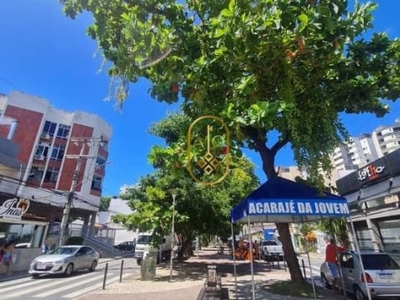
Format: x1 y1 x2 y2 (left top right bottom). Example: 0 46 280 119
277 165 347 191
0 91 112 225
331 134 380 171
372 119 400 157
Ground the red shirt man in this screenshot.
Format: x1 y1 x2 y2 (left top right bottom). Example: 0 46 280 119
325 238 344 290
325 241 344 264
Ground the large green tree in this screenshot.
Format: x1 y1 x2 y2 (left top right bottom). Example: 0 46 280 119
113 113 259 257
61 0 400 282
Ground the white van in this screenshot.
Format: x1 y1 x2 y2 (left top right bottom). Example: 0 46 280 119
134 231 172 265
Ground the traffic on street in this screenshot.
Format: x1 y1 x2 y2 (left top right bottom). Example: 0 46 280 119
0 258 138 300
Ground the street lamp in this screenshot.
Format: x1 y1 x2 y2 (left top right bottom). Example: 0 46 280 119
169 188 179 282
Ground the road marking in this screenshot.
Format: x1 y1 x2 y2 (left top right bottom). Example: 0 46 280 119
0 277 53 293
0 276 41 288
62 273 134 298
32 273 116 298
1 272 113 299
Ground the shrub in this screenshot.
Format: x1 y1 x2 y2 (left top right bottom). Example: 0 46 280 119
66 236 84 245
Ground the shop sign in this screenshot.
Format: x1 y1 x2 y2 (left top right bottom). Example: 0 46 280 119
357 164 386 182
0 198 30 220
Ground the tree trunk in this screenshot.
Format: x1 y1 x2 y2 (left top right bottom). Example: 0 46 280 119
253 132 305 283
276 223 304 283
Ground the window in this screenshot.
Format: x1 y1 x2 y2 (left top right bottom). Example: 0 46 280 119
378 219 400 254
42 121 57 137
96 156 107 171
29 167 44 181
99 136 109 151
361 254 400 270
6 224 46 248
57 124 71 139
35 144 49 159
91 175 102 191
44 167 59 182
51 145 65 160
340 253 354 269
83 246 94 254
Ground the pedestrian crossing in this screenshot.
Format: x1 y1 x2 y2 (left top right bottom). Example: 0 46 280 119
0 267 137 300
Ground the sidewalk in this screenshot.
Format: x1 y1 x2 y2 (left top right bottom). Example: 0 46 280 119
0 256 128 282
77 248 343 300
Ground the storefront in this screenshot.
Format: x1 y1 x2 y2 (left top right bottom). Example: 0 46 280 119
0 197 49 273
336 148 400 261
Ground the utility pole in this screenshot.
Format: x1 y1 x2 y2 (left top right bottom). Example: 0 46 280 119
169 189 179 282
58 137 104 247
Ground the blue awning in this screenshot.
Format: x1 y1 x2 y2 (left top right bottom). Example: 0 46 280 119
231 177 350 223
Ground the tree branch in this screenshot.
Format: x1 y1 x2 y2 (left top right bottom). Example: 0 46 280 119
271 133 290 156
245 127 278 178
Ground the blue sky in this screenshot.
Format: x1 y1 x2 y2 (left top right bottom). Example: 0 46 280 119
0 0 399 196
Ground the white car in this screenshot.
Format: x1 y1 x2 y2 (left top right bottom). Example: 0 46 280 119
320 250 400 299
260 240 284 261
29 245 99 278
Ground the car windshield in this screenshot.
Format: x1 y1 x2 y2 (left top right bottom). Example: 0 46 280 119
48 247 79 255
361 254 400 270
137 235 152 244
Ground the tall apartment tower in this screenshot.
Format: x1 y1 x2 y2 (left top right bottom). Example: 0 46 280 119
331 134 379 171
372 119 400 157
0 91 112 219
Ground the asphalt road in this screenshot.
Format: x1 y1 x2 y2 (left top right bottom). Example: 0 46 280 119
298 253 325 277
0 258 139 300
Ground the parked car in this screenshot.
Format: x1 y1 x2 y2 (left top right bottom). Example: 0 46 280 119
28 245 99 278
14 242 31 248
320 250 400 299
114 241 135 252
260 240 284 261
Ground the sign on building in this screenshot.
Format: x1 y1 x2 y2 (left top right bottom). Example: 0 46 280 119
0 198 30 220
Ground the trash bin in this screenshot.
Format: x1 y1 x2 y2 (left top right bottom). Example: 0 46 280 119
141 249 157 281
219 246 224 254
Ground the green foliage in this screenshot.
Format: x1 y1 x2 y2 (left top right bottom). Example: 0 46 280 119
65 236 84 245
298 223 317 253
99 197 111 211
316 218 349 247
60 0 400 185
111 113 259 255
61 0 400 281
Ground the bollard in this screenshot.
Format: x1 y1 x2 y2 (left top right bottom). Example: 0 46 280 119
119 259 124 282
301 259 307 279
102 262 108 290
283 256 287 272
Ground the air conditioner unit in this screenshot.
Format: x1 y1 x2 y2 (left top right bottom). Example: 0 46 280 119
34 155 45 161
41 133 51 139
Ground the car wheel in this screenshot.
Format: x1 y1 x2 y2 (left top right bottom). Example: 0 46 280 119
320 273 331 289
89 260 97 272
137 258 142 266
64 263 74 276
31 274 40 279
354 286 366 300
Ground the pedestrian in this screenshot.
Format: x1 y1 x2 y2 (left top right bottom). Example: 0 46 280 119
0 239 5 263
2 239 16 275
325 237 344 290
